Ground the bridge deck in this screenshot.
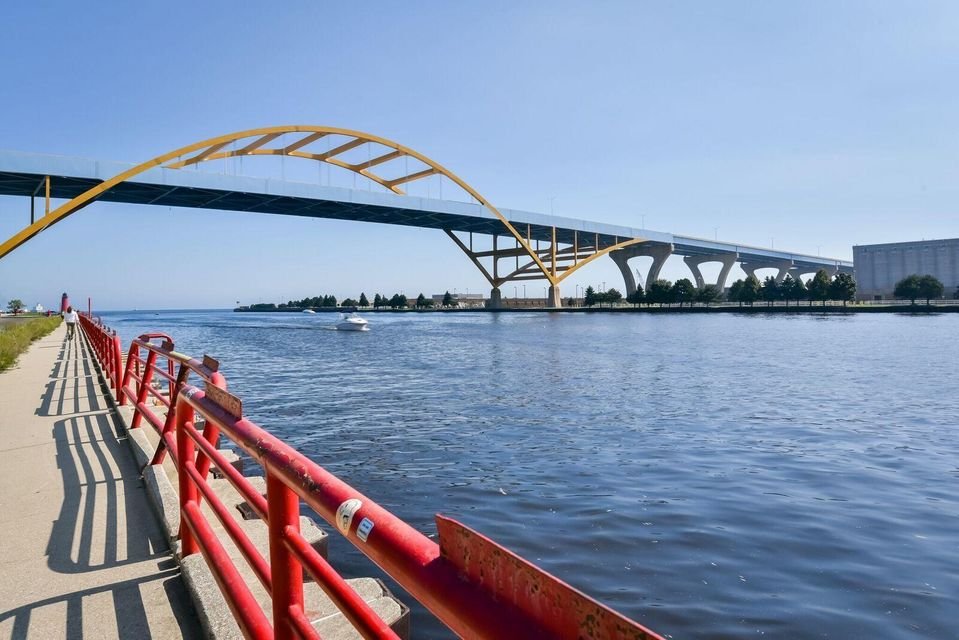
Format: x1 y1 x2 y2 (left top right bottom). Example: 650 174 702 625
0 324 198 638
0 150 851 269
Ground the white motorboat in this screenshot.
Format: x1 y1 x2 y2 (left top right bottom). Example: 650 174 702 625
336 312 369 331
301 309 316 314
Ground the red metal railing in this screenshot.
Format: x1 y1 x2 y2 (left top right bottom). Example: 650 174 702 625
78 313 123 390
118 334 225 469
79 315 665 640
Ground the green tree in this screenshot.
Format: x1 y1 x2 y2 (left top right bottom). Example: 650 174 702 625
416 293 427 307
728 279 744 306
373 293 383 308
779 275 795 306
442 291 453 307
341 298 357 308
828 273 856 306
760 276 780 306
787 276 807 305
584 286 597 307
605 288 623 306
389 293 408 308
696 285 722 306
647 279 674 307
7 299 24 313
739 275 761 306
359 293 369 307
917 274 944 304
893 275 921 305
807 269 832 306
671 278 696 307
626 284 646 306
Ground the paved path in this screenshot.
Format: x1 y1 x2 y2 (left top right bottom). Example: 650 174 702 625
0 324 200 639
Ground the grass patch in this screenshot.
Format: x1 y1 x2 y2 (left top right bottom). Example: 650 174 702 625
0 316 63 371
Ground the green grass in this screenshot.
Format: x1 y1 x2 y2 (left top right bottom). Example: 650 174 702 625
0 316 63 371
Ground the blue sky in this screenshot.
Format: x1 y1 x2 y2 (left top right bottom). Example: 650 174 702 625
1 1 957 309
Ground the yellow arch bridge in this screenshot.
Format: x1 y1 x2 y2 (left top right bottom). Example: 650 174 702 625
0 125 851 305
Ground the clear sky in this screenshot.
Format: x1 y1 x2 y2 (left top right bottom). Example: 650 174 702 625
1 1 957 310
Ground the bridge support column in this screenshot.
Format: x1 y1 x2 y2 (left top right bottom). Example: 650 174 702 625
609 243 674 295
487 287 503 309
547 285 562 308
683 253 738 290
716 254 737 291
610 252 637 296
741 259 793 283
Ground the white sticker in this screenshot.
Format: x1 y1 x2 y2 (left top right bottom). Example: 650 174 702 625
356 517 374 543
335 498 363 534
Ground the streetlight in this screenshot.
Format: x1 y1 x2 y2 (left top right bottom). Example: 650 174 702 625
513 286 517 299
713 227 718 241
602 281 606 292
548 196 556 215
523 284 526 299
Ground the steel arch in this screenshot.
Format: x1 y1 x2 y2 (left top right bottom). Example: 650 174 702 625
0 125 558 279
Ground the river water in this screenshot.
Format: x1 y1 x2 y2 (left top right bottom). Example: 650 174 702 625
99 309 957 639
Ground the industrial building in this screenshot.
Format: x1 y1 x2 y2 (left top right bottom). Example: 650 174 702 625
853 238 959 300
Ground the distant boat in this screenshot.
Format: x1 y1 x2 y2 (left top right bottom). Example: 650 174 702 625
302 309 316 314
336 312 369 331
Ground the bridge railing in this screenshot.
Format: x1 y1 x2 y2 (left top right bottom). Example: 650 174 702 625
78 313 123 391
79 316 665 640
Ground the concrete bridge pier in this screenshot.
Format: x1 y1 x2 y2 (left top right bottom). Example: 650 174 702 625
547 285 562 308
683 253 739 290
610 243 674 295
741 260 793 284
488 287 503 309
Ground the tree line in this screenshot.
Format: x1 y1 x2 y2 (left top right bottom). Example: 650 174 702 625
584 269 859 308
250 291 457 310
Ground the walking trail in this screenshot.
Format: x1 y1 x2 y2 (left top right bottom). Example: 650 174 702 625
0 323 199 638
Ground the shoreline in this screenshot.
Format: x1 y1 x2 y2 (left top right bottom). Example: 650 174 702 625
234 304 959 314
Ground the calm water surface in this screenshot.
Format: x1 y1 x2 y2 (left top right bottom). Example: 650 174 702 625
100 310 958 639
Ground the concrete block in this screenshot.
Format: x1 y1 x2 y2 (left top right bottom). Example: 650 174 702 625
211 448 244 479
180 553 243 640
306 578 410 639
210 475 266 520
127 427 154 469
143 464 180 543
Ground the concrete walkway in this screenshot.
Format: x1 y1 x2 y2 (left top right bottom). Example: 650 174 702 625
0 324 200 639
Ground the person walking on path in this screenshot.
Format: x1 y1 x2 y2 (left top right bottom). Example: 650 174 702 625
63 305 78 340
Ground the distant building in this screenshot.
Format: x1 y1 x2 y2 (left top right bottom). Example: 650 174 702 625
853 238 959 300
431 293 485 308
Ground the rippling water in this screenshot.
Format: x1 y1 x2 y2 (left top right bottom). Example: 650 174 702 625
100 309 958 639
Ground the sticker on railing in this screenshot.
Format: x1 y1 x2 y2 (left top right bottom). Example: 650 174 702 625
356 517 374 542
204 382 242 419
336 499 363 534
161 339 174 351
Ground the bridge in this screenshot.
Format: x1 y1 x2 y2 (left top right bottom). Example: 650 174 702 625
0 126 852 306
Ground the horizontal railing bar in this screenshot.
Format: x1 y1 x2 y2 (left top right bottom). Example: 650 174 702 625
182 501 274 638
184 456 273 594
283 525 399 640
186 418 268 519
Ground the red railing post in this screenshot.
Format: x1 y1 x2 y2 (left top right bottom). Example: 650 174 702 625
176 398 200 556
120 342 139 406
112 333 123 391
267 472 304 640
130 349 158 429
